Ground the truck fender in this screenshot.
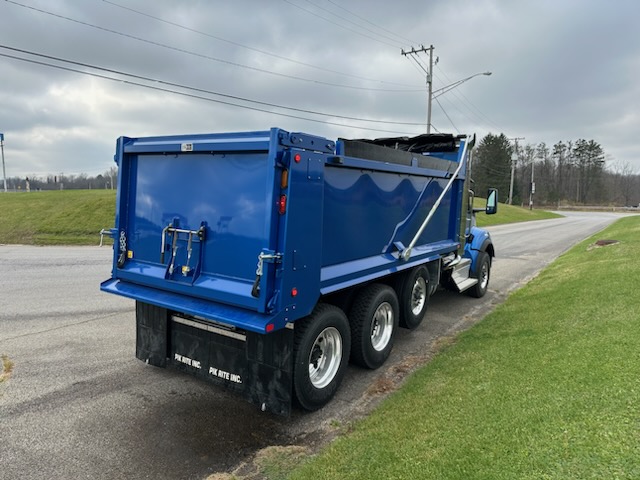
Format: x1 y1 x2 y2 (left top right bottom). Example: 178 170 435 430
466 227 494 274
468 227 494 255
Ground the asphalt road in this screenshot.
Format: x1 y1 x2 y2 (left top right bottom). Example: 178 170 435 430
0 211 626 479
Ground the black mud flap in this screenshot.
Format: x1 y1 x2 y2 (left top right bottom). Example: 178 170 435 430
135 302 294 416
136 301 169 367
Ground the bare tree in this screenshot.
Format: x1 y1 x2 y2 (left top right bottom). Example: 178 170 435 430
611 160 638 206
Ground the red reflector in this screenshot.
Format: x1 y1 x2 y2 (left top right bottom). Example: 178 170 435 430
266 323 275 333
291 287 298 297
294 153 301 163
278 194 287 214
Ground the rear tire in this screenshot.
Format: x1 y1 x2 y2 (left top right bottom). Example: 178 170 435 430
468 252 491 298
396 266 430 330
293 304 350 411
349 284 399 369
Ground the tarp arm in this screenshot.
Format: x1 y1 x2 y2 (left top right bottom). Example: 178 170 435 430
400 137 469 261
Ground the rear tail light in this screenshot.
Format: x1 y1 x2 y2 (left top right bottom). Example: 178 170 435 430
278 194 287 215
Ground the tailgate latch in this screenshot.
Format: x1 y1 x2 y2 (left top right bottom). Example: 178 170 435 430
251 251 282 298
160 222 207 279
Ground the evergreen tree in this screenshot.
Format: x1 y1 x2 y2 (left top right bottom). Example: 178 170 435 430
573 139 605 204
472 133 513 202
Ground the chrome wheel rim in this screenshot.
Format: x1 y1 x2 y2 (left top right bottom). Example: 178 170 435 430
410 277 427 316
479 261 489 289
370 302 393 351
308 327 342 389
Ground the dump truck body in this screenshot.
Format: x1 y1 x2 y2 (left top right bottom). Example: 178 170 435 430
101 128 496 414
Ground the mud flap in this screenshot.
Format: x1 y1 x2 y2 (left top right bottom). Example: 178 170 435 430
136 301 169 367
134 302 294 416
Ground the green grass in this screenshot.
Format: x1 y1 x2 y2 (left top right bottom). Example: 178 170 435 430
475 198 562 227
0 190 116 245
288 216 640 480
254 447 311 480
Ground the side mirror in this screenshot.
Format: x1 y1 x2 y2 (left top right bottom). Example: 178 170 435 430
486 188 498 215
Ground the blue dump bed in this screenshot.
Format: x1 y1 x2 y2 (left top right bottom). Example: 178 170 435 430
101 128 468 334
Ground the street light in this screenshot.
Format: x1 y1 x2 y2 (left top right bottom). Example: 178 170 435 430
428 71 492 133
432 71 492 99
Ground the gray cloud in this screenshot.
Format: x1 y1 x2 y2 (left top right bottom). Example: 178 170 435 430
1 0 639 178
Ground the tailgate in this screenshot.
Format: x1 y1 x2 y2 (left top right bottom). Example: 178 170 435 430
110 130 281 313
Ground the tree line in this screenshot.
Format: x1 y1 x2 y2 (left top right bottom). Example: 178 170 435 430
472 133 640 207
4 136 639 208
4 167 118 192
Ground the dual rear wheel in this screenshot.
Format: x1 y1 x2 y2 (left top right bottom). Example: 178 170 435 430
395 266 430 330
292 303 350 411
294 266 430 411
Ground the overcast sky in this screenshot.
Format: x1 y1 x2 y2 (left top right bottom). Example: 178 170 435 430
1 0 639 178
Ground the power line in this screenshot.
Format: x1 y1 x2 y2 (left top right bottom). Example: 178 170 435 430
0 51 421 135
435 92 507 140
437 94 481 130
408 55 429 76
412 54 431 74
435 87 493 133
325 0 418 46
407 57 427 78
431 71 496 136
435 65 506 133
297 0 405 47
0 45 425 127
281 0 401 49
434 97 458 133
480 163 512 176
5 0 421 93
101 0 421 89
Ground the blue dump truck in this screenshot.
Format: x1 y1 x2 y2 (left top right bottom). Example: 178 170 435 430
101 128 497 415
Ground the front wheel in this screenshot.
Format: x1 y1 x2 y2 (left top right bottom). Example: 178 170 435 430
468 252 491 298
293 304 351 411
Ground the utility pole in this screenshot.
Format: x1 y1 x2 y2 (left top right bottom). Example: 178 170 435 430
508 137 524 205
426 45 434 134
1 133 7 193
529 160 535 210
401 45 435 133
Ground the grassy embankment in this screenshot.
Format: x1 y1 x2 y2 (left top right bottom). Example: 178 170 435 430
0 190 115 245
285 215 640 480
474 197 561 227
0 190 557 245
